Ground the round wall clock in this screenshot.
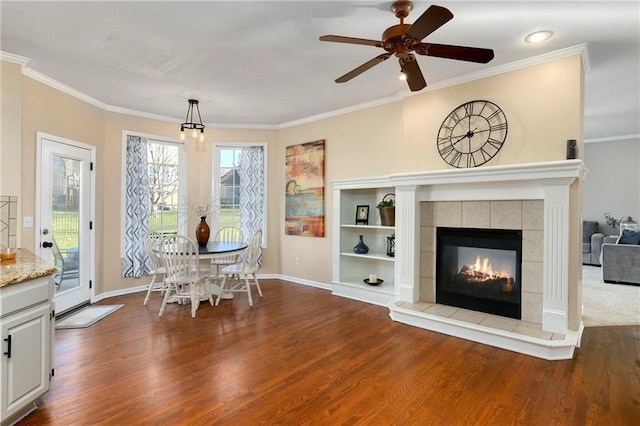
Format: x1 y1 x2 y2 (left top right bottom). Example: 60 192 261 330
437 100 508 168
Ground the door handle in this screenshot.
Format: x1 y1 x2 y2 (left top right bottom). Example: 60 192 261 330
42 241 53 248
3 335 11 358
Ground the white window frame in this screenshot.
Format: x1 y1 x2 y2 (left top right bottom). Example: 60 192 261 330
120 131 187 256
212 142 268 246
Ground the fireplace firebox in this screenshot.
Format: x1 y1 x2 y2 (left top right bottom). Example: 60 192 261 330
436 227 522 319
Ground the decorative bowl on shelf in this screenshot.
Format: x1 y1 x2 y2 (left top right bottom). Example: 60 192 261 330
364 278 383 286
1 248 17 262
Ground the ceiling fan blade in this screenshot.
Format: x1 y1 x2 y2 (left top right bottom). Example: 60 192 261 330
404 5 454 41
320 35 383 48
400 56 427 92
416 43 495 63
335 53 392 83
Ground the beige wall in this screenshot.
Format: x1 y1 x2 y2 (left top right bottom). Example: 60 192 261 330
1 61 23 243
7 53 583 297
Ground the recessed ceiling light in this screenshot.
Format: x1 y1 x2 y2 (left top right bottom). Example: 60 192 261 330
524 30 553 44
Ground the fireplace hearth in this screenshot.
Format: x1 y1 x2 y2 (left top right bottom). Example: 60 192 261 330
436 227 522 319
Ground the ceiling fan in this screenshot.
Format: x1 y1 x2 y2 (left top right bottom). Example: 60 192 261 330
319 1 495 91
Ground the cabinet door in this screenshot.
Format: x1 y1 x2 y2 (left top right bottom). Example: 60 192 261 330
1 303 52 421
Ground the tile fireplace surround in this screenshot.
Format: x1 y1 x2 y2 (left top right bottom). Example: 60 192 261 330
378 160 584 360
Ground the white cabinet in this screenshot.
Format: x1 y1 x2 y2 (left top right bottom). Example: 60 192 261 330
332 183 397 306
1 275 54 426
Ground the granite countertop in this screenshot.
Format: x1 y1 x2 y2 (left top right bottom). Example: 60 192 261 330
0 248 57 288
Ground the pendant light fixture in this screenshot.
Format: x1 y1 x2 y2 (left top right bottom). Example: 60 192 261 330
180 99 205 142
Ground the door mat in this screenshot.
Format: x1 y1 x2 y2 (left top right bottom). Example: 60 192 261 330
55 304 124 329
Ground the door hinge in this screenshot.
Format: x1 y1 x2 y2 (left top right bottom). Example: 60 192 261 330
89 221 93 230
89 280 93 289
50 309 56 320
90 162 94 171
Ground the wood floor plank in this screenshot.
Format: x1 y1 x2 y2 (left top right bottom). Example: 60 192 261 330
17 280 640 425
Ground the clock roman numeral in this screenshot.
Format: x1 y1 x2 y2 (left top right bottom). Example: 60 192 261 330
486 109 504 123
490 122 507 132
463 102 474 116
487 138 504 149
439 144 454 156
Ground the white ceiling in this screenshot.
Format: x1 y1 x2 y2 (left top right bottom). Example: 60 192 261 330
1 1 638 141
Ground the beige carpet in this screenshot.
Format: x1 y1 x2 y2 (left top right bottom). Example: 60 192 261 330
582 265 640 327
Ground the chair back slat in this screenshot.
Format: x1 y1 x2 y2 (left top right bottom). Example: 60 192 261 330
241 230 262 269
160 235 200 281
143 231 163 271
212 227 243 264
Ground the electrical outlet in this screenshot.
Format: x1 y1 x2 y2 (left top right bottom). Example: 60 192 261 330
295 257 301 266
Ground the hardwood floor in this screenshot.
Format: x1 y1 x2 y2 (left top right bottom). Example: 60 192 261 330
19 280 639 425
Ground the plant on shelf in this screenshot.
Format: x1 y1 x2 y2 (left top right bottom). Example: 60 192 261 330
604 212 634 229
377 193 395 227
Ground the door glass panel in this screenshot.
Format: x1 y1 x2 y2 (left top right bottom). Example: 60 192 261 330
51 154 81 293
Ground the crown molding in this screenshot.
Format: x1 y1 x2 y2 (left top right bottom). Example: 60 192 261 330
0 51 29 66
2 44 591 131
413 43 589 97
22 66 109 110
279 44 589 128
584 133 640 144
278 94 404 129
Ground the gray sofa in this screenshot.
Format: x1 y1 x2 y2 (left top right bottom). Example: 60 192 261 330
582 221 604 266
602 235 640 285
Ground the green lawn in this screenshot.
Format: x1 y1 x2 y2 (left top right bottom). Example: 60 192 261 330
53 208 240 251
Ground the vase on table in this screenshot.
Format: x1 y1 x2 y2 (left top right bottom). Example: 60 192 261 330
353 235 369 254
195 216 210 247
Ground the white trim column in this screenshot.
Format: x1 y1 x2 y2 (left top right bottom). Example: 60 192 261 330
541 177 576 333
396 185 419 302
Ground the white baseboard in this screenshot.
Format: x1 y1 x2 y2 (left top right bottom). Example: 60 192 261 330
90 274 332 303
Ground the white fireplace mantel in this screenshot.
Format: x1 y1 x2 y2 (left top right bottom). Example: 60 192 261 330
340 160 587 359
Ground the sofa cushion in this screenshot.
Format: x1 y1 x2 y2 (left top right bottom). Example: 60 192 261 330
618 229 640 245
582 242 591 253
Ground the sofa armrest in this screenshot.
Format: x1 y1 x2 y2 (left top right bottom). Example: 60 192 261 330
590 232 604 256
603 235 618 245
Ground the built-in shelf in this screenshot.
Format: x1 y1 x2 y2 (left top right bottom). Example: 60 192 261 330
332 183 397 306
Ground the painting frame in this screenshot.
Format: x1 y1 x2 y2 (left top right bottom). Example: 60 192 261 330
355 205 369 225
284 140 325 237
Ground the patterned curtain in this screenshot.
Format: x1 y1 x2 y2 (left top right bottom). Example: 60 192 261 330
239 146 264 258
123 135 151 277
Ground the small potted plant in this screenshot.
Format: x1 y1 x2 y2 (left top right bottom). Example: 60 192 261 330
377 193 395 227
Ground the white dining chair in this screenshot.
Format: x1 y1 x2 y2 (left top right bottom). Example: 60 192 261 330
215 230 263 307
159 234 213 318
210 226 244 280
142 231 167 305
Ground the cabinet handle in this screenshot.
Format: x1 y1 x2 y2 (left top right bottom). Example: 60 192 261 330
3 335 11 358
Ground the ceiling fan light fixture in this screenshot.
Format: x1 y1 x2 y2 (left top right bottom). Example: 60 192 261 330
180 99 206 140
399 71 407 81
524 30 553 44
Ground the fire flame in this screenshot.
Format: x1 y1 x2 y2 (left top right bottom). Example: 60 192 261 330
467 255 511 282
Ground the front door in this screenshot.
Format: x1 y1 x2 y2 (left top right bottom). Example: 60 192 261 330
37 133 94 315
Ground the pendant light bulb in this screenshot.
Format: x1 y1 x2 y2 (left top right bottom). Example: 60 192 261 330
180 128 185 141
199 131 204 142
192 129 197 138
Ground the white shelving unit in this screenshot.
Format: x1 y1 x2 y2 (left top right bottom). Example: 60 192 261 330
332 181 397 306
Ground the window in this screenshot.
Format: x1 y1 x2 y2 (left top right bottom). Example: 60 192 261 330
213 143 267 244
122 133 186 277
146 140 185 235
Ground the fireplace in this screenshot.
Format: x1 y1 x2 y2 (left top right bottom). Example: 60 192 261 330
436 227 522 319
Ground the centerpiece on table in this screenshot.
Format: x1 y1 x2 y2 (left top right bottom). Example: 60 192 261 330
189 198 214 246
